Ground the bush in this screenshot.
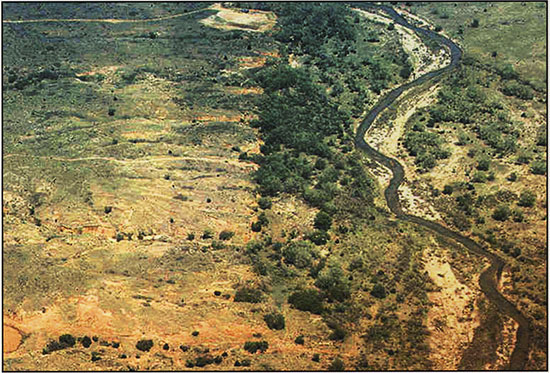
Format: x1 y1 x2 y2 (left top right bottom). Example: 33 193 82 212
81 336 92 348
328 358 345 371
295 335 305 345
202 229 214 239
219 230 235 241
507 172 517 182
442 185 454 195
501 81 534 100
283 241 314 268
492 205 511 221
312 353 320 362
329 325 347 341
288 289 324 314
59 334 76 348
264 312 285 330
234 287 264 303
187 233 195 241
530 160 546 175
370 283 386 299
314 211 332 231
471 19 479 27
315 264 351 302
243 340 268 354
518 191 536 207
512 209 524 222
258 197 272 209
307 230 330 245
136 339 153 352
477 158 490 171
251 221 262 232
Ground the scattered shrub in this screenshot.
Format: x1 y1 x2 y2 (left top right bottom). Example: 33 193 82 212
251 221 262 232
442 185 454 195
264 312 285 330
314 211 332 231
328 358 345 371
234 287 264 303
81 336 92 348
59 334 76 348
307 230 330 245
492 205 511 221
202 229 214 239
288 289 324 314
518 190 536 207
530 160 546 175
243 340 268 354
315 264 351 302
283 241 315 268
370 283 386 299
258 197 272 209
294 335 305 345
136 339 153 352
219 230 235 241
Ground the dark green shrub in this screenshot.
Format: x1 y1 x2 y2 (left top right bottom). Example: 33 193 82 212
219 230 235 241
202 229 214 239
312 353 320 362
294 335 305 345
136 339 153 352
251 221 262 232
264 312 285 330
512 209 524 222
314 211 332 231
104 206 112 214
315 265 351 302
507 172 518 182
442 185 454 195
258 197 272 209
81 336 92 348
476 158 490 171
501 81 534 100
187 233 195 240
283 241 314 268
518 190 536 207
307 230 330 245
243 340 268 353
59 334 76 348
370 283 386 299
234 287 264 303
288 289 324 314
530 160 546 175
329 325 347 341
328 358 345 371
492 205 511 221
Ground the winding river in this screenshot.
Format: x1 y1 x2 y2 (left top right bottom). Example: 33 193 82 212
355 5 531 370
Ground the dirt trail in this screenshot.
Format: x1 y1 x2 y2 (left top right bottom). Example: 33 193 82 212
3 153 256 169
3 8 208 24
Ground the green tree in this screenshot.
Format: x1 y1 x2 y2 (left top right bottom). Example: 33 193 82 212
492 205 511 221
518 190 536 207
314 211 332 231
